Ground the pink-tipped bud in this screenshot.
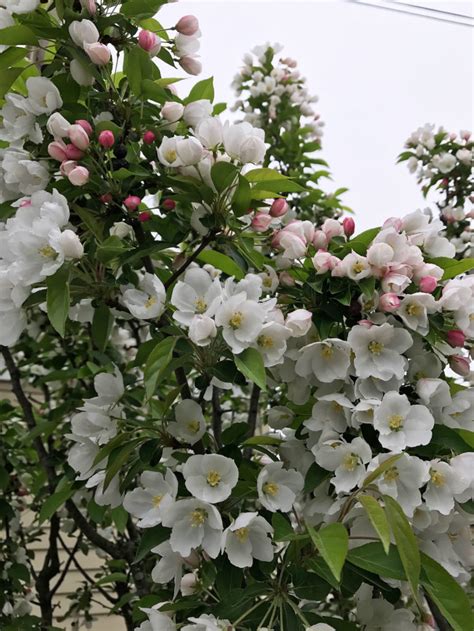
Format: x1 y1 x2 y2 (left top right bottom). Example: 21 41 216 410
441 178 449 187
48 140 68 162
342 216 355 237
162 198 176 211
84 42 111 65
80 0 96 14
449 354 470 377
447 329 466 348
124 195 141 211
138 211 152 222
270 198 289 218
60 160 77 177
65 144 84 160
358 319 374 328
75 119 93 136
175 15 199 36
143 130 156 145
68 124 90 150
461 130 471 141
68 166 89 186
312 229 328 249
379 292 400 312
19 199 32 207
98 130 115 149
100 193 113 204
279 271 295 287
419 275 438 293
138 30 161 55
179 55 202 76
251 212 273 232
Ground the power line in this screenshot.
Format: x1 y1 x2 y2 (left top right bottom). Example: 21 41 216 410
348 0 474 27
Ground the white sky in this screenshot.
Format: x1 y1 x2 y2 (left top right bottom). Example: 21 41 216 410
159 0 473 229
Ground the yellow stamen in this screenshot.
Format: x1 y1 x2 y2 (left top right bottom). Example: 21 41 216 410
430 469 445 487
195 297 207 314
388 414 404 431
229 311 243 329
206 470 221 487
406 303 422 316
144 295 157 309
234 527 249 542
262 481 279 496
343 453 359 471
38 245 57 259
383 467 399 482
164 149 177 163
152 494 163 508
187 420 201 434
352 262 365 274
322 344 333 359
190 508 207 526
368 341 384 355
257 334 274 349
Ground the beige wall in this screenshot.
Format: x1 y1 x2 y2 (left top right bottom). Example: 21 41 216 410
1 380 126 630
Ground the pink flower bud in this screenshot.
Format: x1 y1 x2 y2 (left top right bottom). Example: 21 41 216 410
379 292 400 312
19 199 32 207
161 101 184 123
80 0 96 14
383 217 403 231
342 216 355 237
179 55 202 76
75 119 93 136
461 130 471 141
175 15 199 36
312 229 328 249
60 160 77 176
138 30 161 55
143 130 156 145
270 198 288 218
251 212 273 232
65 144 84 160
48 140 68 162
68 124 90 150
124 195 141 211
358 319 374 328
98 130 115 149
449 355 470 377
162 198 176 211
419 275 438 293
279 271 295 287
447 329 466 348
84 42 111 65
138 211 152 222
68 166 89 186
100 193 113 204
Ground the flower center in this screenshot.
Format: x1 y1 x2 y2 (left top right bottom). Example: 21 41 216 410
152 494 163 508
206 470 221 487
331 401 342 412
262 481 279 496
234 527 249 542
263 275 272 288
164 149 177 163
190 508 207 526
187 420 201 434
368 341 384 355
343 453 359 471
144 295 157 309
352 262 365 274
257 334 274 349
406 303 422 316
383 467 399 482
430 469 445 487
38 245 57 259
195 297 207 314
388 414 404 431
322 344 333 359
229 311 244 329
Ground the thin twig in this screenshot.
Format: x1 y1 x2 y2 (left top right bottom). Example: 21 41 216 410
244 384 260 458
212 387 223 449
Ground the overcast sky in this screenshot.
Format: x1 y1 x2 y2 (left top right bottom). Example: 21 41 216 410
159 0 473 229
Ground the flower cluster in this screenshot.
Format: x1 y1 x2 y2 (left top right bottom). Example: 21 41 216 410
400 124 473 259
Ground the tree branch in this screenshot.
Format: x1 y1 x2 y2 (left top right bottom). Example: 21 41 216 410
244 384 260 458
164 229 217 290
212 387 223 449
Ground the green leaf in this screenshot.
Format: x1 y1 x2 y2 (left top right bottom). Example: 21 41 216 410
232 174 252 216
359 495 391 554
96 572 128 586
234 348 266 391
103 442 136 490
0 25 38 46
362 453 402 487
210 162 238 192
243 435 281 447
39 484 74 523
253 179 305 193
245 168 290 183
384 495 420 600
347 543 405 579
185 76 214 103
96 235 127 263
135 525 169 562
123 47 154 96
46 266 70 337
197 249 244 279
272 513 294 541
141 78 171 104
121 0 166 18
348 227 381 254
0 67 24 99
420 553 473 631
307 522 348 582
144 337 176 399
92 304 114 352
427 257 474 280
0 47 28 70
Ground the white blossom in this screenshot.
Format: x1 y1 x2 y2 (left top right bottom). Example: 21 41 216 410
257 462 303 512
223 512 273 567
183 454 238 503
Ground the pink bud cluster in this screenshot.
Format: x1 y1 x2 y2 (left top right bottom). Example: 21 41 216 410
48 119 95 186
250 199 289 233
